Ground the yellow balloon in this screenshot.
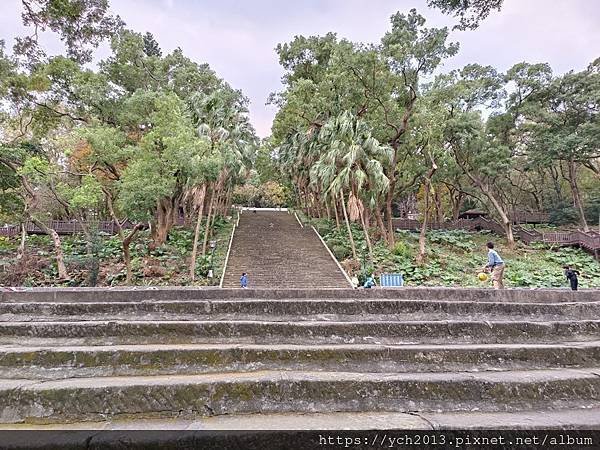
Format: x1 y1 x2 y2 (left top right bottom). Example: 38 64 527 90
478 272 488 281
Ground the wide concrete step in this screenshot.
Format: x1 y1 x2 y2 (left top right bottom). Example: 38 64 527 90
2 288 596 303
1 319 599 346
2 368 600 423
2 342 600 380
4 408 600 431
1 299 599 320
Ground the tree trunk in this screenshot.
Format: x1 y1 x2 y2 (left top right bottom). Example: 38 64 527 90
16 222 26 260
451 192 465 221
417 159 438 264
417 182 432 264
340 191 357 260
567 158 589 232
152 199 174 248
434 187 444 224
359 204 373 260
224 186 232 216
466 173 515 248
481 184 515 248
123 225 142 284
202 188 216 256
375 207 387 242
385 185 396 247
80 218 100 287
31 217 68 279
190 184 207 281
105 192 141 285
333 198 341 230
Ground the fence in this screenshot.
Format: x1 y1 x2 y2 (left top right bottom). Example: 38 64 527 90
0 220 138 237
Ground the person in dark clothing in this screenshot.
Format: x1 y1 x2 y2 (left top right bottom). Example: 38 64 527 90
240 272 248 288
564 265 579 291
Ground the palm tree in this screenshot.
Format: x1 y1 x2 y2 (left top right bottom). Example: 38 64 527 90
187 88 257 281
313 111 391 260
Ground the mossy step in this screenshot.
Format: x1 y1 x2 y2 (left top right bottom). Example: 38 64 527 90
0 408 600 436
2 409 600 449
3 313 596 323
1 287 597 303
2 368 600 423
2 298 598 319
1 342 600 379
0 319 599 346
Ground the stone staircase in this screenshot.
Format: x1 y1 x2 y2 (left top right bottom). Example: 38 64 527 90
221 210 349 288
0 287 600 430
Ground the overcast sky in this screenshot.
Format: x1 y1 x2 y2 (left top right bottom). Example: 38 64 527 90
2 0 599 137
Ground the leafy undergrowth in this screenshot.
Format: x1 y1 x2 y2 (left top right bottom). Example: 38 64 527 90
0 217 234 287
312 219 600 288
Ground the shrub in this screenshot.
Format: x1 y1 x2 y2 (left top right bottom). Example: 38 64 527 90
548 204 579 226
392 241 411 257
233 182 287 207
331 244 351 260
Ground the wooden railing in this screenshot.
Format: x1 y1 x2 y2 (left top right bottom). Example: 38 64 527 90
512 211 550 224
0 220 138 237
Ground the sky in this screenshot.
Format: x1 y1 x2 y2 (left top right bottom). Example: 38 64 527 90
1 0 599 137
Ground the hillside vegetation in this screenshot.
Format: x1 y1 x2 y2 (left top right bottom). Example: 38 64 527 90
0 218 233 287
311 218 600 289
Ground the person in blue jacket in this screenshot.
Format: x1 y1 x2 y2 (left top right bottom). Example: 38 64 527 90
363 275 376 289
240 273 248 288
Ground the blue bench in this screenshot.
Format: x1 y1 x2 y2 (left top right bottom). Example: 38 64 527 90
380 273 404 287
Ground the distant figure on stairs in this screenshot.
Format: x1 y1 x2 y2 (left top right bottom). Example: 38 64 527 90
240 273 248 288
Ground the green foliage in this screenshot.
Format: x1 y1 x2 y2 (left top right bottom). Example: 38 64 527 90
427 0 504 30
331 244 351 260
428 230 473 251
392 241 411 258
233 181 287 207
16 0 124 63
549 204 580 226
168 227 194 255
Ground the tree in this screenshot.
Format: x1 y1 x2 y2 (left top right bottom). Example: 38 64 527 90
427 0 503 30
271 9 458 247
312 111 391 260
427 64 519 247
522 61 600 231
17 0 123 63
187 87 255 280
117 91 205 247
143 32 162 57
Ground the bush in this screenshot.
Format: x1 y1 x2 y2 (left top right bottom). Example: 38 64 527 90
233 181 288 208
331 244 351 260
392 241 411 258
429 230 472 251
548 204 579 226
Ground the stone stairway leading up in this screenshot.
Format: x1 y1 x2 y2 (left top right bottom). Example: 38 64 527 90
0 287 599 431
221 210 350 288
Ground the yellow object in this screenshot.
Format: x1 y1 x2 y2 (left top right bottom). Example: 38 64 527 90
478 272 489 281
